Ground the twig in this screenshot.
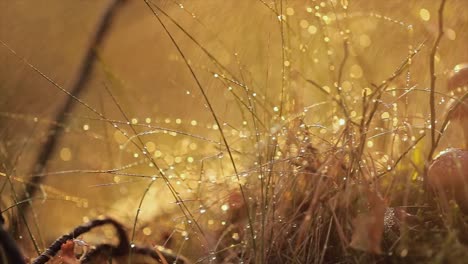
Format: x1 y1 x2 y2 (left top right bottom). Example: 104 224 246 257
19 0 127 213
425 0 447 194
336 41 351 120
32 218 129 264
81 244 189 264
428 0 447 160
32 217 191 264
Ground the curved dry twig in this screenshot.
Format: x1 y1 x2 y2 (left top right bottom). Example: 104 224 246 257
32 218 129 264
32 217 191 264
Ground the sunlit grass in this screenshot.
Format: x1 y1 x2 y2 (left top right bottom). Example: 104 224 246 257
1 0 468 263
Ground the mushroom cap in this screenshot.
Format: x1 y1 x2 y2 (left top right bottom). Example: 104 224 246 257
447 97 468 121
428 148 468 212
448 63 468 92
446 63 468 120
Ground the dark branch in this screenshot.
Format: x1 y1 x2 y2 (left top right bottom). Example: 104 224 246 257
20 0 127 213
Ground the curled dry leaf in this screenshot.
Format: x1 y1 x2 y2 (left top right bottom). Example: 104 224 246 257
350 189 387 254
49 240 79 264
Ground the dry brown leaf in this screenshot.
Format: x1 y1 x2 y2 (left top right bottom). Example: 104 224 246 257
349 189 387 254
59 240 80 264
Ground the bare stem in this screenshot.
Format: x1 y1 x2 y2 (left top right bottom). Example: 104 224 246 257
428 0 447 160
19 0 127 214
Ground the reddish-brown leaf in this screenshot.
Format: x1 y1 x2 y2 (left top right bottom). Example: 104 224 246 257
350 189 386 254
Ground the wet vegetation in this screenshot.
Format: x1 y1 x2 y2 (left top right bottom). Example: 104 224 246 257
1 0 468 263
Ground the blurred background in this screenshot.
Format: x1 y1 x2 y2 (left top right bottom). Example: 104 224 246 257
0 0 467 260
